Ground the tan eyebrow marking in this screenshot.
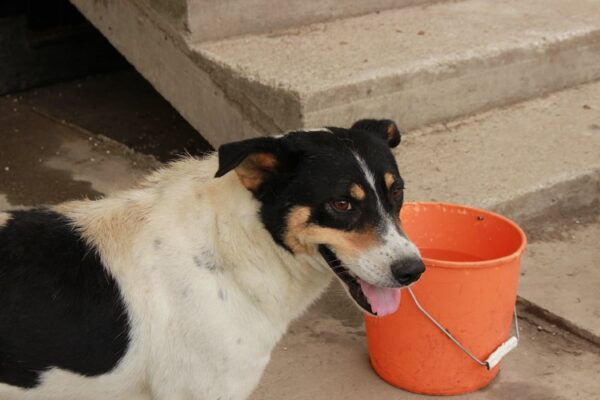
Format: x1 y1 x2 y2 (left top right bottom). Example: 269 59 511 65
350 184 366 201
384 172 395 190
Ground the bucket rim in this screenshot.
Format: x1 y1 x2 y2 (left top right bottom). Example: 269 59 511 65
401 201 528 269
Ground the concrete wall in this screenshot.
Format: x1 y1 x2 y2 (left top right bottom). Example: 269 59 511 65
0 15 126 95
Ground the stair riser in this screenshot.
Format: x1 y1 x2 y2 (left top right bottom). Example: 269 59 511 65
305 30 600 130
147 0 443 42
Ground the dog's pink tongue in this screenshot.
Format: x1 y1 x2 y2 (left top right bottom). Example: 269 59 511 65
359 280 401 316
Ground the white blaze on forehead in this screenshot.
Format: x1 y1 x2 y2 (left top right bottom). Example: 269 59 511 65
296 128 333 133
0 212 10 228
353 153 388 220
272 128 333 138
349 153 421 287
353 153 376 192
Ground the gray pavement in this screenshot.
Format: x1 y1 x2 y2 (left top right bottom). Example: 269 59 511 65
1 73 599 399
0 89 157 208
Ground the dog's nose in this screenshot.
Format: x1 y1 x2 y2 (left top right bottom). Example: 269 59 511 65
391 258 425 286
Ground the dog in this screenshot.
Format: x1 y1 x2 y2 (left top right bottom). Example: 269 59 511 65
0 119 424 400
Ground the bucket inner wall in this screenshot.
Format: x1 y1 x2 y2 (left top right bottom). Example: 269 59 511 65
400 203 525 266
364 203 526 395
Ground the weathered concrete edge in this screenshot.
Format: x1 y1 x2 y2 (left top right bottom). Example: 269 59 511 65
517 297 600 347
303 29 600 130
490 169 600 224
191 49 304 134
496 169 600 346
70 0 286 146
186 0 449 43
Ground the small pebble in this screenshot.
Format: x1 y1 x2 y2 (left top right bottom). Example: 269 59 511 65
4 166 9 172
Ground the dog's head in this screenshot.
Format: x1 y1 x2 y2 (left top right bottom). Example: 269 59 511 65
215 119 424 316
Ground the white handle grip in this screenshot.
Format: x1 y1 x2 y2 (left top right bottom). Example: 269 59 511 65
485 336 518 370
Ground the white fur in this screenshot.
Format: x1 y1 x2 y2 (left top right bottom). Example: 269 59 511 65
0 212 10 228
355 222 421 286
294 128 333 134
0 155 331 400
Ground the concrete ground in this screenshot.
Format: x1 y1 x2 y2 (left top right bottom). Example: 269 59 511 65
252 286 600 400
1 73 600 399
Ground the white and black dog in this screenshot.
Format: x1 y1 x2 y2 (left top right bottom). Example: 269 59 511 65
0 119 424 400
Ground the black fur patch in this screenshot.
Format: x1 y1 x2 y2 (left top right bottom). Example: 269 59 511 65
0 209 131 388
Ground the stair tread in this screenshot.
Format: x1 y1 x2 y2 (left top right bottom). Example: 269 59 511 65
399 80 600 215
197 0 600 103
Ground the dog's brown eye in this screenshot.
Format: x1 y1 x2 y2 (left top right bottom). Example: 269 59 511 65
331 199 352 212
391 184 404 201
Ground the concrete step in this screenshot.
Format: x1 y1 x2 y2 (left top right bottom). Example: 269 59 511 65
150 0 440 43
72 0 600 146
398 80 600 222
197 0 600 142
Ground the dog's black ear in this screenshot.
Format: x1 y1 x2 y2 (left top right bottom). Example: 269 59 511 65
351 119 401 148
215 136 286 191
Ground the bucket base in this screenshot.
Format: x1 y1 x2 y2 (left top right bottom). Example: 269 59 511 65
372 360 501 396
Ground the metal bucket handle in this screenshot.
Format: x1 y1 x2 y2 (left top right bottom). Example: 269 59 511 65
406 287 519 370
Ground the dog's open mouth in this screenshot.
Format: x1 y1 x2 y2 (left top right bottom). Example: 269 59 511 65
318 245 401 317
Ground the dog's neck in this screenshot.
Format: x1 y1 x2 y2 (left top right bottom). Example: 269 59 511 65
204 163 332 329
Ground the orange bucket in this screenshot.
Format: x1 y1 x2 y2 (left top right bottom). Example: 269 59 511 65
364 202 527 395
